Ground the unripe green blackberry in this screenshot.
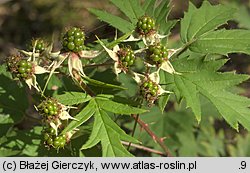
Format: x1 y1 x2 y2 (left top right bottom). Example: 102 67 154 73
53 135 66 149
44 134 67 149
147 43 168 65
28 39 46 53
62 27 85 53
6 55 34 80
43 129 55 147
46 137 54 146
117 47 135 69
140 79 159 102
136 15 156 35
38 98 61 117
6 54 21 73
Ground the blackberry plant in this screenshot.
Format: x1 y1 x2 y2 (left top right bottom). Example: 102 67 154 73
1 0 250 157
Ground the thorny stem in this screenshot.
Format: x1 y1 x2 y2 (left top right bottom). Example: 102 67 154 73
127 114 139 151
127 98 143 151
131 114 172 157
121 141 167 156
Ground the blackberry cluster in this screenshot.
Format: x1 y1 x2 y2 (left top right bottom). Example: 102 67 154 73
38 98 61 117
43 127 66 149
136 15 156 35
140 79 159 102
38 98 68 150
62 27 85 53
147 43 168 65
117 47 135 69
7 55 34 80
28 39 46 53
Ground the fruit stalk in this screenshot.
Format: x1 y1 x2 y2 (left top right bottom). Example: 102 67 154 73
131 114 172 157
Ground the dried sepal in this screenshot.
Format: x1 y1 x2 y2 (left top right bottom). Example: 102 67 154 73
78 50 101 59
68 53 85 77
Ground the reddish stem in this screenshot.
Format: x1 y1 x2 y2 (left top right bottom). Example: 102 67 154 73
131 114 173 157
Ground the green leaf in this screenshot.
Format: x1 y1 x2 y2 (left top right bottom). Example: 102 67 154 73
154 0 176 36
177 131 198 156
143 0 176 38
143 0 156 17
0 148 20 157
157 94 170 113
161 56 250 130
171 55 228 72
181 1 250 55
88 8 134 33
55 92 91 105
81 99 137 156
197 118 225 156
0 114 14 124
110 0 144 24
96 97 148 115
227 133 250 156
173 74 201 122
83 76 126 90
0 65 28 137
61 101 95 134
189 29 250 55
181 1 236 43
0 126 42 156
126 0 144 21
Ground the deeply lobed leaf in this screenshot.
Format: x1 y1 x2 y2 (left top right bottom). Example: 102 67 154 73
96 97 148 115
161 56 250 130
81 99 138 156
88 8 134 33
181 1 236 43
110 0 144 24
190 29 250 55
143 0 177 38
55 92 91 106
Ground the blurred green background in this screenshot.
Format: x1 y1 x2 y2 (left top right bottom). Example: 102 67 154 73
1 0 249 58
